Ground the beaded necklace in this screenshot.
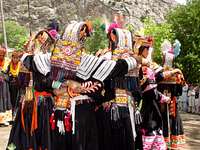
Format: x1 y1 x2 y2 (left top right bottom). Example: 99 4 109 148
9 61 21 77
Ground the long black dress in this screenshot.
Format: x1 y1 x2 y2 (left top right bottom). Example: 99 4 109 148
140 66 168 150
6 63 21 117
7 66 36 150
23 54 55 150
65 52 136 150
8 54 55 150
157 83 185 149
72 54 138 150
75 52 138 150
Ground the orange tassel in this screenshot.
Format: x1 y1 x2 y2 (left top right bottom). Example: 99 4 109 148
31 100 38 135
21 106 25 131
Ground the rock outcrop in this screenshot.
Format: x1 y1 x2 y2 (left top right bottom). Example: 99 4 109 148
2 0 177 30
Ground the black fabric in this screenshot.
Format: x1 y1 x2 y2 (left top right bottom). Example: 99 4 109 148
158 83 184 141
93 58 139 150
72 103 98 150
155 71 164 83
141 89 163 134
35 96 54 150
96 106 135 150
23 55 53 93
135 125 143 150
0 77 12 112
8 97 53 150
110 107 135 150
102 77 142 104
107 59 128 80
75 76 105 105
110 76 140 91
161 103 184 138
95 107 112 150
51 109 72 150
157 83 183 96
8 76 20 110
18 72 31 89
7 101 37 150
21 55 55 149
51 65 76 82
102 79 116 103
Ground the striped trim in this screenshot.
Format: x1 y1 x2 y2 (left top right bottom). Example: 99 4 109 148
77 54 103 80
124 57 137 71
92 60 116 82
63 21 85 42
33 52 51 76
115 28 132 49
20 53 29 63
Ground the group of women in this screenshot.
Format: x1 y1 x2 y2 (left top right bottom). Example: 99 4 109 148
0 13 186 150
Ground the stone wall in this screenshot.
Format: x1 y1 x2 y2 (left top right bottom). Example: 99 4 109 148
2 0 177 31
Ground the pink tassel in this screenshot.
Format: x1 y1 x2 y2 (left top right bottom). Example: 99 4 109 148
50 113 55 130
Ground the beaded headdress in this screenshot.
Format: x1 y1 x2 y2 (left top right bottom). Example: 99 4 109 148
51 21 91 80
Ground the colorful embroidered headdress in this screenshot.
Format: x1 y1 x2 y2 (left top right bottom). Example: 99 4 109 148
62 21 92 42
109 28 132 50
108 28 133 61
160 39 185 84
161 39 181 68
133 35 153 55
51 21 92 80
24 30 56 54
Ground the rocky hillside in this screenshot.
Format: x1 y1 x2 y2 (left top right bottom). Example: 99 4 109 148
3 0 177 30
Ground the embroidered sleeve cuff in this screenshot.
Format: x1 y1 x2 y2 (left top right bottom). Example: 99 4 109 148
52 80 62 89
124 57 137 71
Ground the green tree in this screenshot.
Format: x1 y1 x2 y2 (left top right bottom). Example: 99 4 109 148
84 18 108 54
143 18 175 64
167 0 200 83
0 20 29 50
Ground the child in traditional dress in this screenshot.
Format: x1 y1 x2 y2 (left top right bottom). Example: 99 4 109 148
7 51 21 119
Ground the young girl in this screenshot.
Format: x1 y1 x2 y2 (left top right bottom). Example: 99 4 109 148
7 51 21 119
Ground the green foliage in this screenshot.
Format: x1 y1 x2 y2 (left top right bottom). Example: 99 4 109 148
84 18 108 54
0 20 29 50
167 0 200 83
126 23 135 32
143 18 175 64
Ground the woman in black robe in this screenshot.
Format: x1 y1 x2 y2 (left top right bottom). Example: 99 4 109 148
7 30 58 150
